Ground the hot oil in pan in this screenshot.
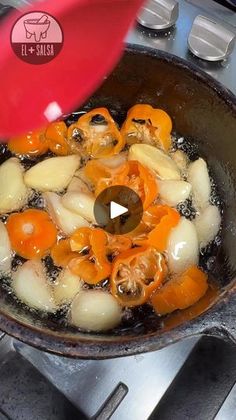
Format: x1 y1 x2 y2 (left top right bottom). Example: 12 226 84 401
0 112 223 336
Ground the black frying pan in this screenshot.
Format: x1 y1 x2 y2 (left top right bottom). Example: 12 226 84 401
0 45 236 359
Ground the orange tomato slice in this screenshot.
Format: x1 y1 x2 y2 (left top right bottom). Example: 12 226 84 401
8 129 48 156
121 161 158 210
6 209 57 259
51 239 79 267
150 266 208 315
45 121 69 156
111 246 166 307
68 108 125 158
76 108 125 158
106 234 132 255
134 205 180 251
121 104 172 151
69 227 92 252
85 159 122 195
85 160 158 210
69 228 112 284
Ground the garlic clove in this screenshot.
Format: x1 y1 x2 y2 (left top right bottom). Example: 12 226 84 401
194 205 221 248
62 191 96 223
171 149 189 173
158 180 192 207
70 290 122 331
128 144 181 180
74 167 94 190
67 176 91 194
188 158 211 211
54 268 82 305
12 260 56 312
24 155 80 192
0 158 28 214
43 191 89 235
0 221 11 272
167 217 199 274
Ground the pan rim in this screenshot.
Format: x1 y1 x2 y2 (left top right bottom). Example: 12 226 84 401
0 44 235 358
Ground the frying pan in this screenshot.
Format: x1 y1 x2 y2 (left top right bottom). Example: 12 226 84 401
0 44 236 359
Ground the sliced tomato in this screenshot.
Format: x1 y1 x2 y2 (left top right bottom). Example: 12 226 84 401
46 121 82 156
8 129 48 156
134 205 180 251
150 265 208 315
45 121 69 155
69 227 93 252
85 159 158 209
111 246 166 307
51 239 79 267
68 108 124 158
84 159 123 195
69 228 111 284
106 234 132 256
7 209 57 259
121 104 172 151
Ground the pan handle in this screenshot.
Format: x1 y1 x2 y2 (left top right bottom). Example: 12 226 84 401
199 285 236 344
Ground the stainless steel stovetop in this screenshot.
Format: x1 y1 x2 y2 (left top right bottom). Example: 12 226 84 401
0 1 236 419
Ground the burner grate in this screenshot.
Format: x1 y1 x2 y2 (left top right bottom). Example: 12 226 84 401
1 335 236 419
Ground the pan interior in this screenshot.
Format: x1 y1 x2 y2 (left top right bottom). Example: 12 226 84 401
0 47 236 347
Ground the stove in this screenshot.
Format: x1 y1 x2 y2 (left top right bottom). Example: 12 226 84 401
1 1 236 419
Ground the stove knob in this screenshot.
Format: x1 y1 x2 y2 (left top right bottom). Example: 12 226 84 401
188 15 236 61
137 0 179 30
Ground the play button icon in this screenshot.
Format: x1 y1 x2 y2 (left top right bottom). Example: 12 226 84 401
94 185 143 235
110 201 128 219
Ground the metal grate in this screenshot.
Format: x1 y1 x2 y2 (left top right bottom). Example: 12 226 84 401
1 334 236 419
0 334 198 419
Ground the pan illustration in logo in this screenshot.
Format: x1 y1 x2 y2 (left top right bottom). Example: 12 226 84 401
11 11 63 64
24 14 51 43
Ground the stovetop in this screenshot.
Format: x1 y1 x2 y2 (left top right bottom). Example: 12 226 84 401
0 1 236 419
128 0 236 94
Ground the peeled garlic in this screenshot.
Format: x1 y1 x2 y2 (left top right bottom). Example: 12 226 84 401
129 144 180 180
194 205 221 248
67 176 90 194
54 268 82 305
0 221 11 272
12 260 55 312
74 167 94 190
188 158 211 210
70 290 122 331
43 192 89 235
158 180 192 207
167 217 199 274
62 191 96 223
24 155 80 192
171 149 189 173
0 158 28 213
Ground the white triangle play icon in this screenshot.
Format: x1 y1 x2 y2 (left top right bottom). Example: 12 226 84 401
110 201 128 219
